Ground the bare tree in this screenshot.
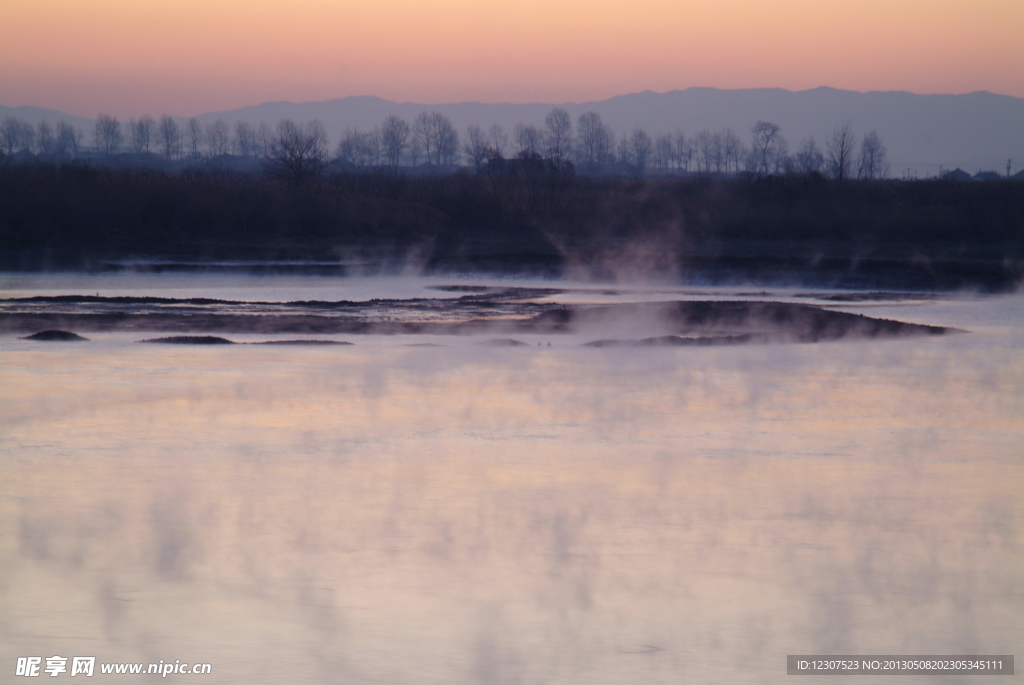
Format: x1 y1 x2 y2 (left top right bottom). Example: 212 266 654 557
412 111 435 165
265 118 328 183
488 124 508 158
596 122 616 163
674 131 692 171
233 121 257 157
2 117 41 154
184 118 203 159
795 137 824 175
128 115 154 153
336 128 361 167
743 146 759 174
55 121 82 157
514 123 543 157
336 128 380 167
573 114 615 165
696 130 715 174
407 136 423 166
464 125 488 169
711 132 725 173
575 112 605 165
34 121 53 155
95 113 122 155
629 128 653 172
858 130 888 179
723 129 742 173
772 137 791 174
653 133 673 171
751 121 785 176
21 123 36 153
380 115 410 167
410 111 456 165
128 118 141 153
366 128 383 166
544 107 573 161
138 117 153 153
436 115 459 165
256 122 273 158
157 115 181 159
616 132 630 166
826 122 857 181
204 119 230 156
1 117 23 155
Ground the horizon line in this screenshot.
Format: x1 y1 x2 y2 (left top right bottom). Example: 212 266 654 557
2 85 1020 122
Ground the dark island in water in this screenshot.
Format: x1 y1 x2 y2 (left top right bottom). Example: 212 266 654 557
4 289 957 347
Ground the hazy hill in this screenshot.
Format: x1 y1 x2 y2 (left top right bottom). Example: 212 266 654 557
5 88 1023 175
0 104 95 135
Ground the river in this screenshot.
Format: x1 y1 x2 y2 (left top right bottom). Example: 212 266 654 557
1 273 1021 684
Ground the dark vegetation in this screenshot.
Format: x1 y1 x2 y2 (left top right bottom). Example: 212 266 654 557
140 336 235 344
20 329 88 341
1 161 1022 290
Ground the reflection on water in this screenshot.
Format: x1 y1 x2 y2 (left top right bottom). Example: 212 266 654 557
1 281 1021 685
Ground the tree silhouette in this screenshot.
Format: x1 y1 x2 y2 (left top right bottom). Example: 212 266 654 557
826 123 857 181
575 113 615 166
654 133 673 171
55 121 82 157
204 119 230 157
36 122 55 155
437 115 459 165
157 116 181 159
696 130 714 174
336 127 381 168
186 118 204 159
723 129 742 173
544 107 573 161
129 115 154 154
858 130 888 179
265 119 328 184
674 131 693 172
380 115 410 167
412 112 434 165
795 138 824 175
0 117 43 154
629 128 653 172
751 121 785 176
233 121 257 157
95 114 122 155
411 112 456 165
514 123 543 157
487 124 508 159
464 125 488 169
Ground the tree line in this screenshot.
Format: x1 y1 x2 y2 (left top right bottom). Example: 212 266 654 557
2 161 1020 290
2 108 890 180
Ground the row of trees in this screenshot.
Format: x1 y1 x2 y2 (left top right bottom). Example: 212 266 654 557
2 108 888 180
1 117 84 157
331 110 888 179
93 113 281 160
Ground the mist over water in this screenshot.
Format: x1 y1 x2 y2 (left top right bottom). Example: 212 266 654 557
1 275 1021 685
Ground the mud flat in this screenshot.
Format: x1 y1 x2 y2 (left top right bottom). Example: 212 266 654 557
1 297 955 346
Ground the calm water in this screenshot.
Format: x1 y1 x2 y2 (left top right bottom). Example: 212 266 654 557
1 275 1021 684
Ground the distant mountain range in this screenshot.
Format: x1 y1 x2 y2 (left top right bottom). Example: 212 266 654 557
3 88 1023 175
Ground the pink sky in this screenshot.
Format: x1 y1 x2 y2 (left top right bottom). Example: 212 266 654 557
2 0 1021 117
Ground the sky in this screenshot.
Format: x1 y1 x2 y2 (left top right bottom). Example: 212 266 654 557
1 0 1022 117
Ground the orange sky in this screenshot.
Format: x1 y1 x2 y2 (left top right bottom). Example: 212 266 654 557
1 0 1021 116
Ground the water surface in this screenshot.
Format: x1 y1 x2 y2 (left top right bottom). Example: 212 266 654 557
1 275 1021 684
